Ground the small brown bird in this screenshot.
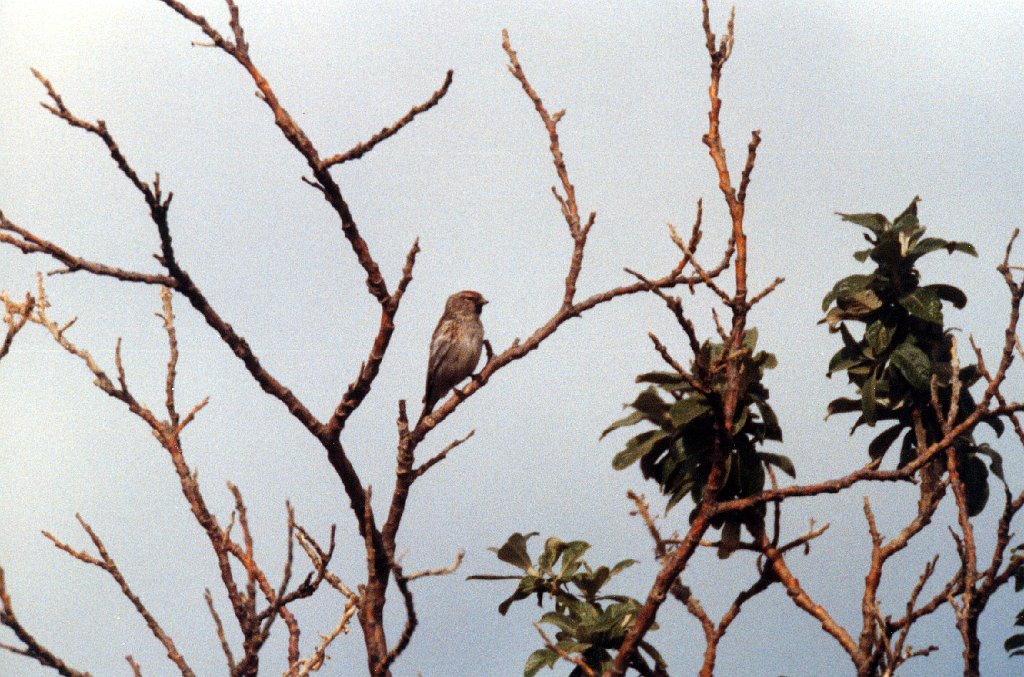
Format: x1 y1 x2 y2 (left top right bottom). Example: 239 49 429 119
422 290 488 417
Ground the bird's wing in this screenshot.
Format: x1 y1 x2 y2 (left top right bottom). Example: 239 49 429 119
423 319 457 406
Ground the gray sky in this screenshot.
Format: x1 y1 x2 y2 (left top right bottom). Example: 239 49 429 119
2 1 1024 675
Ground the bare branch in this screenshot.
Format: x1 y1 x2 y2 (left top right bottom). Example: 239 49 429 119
0 289 34 362
44 515 194 677
0 567 93 677
405 550 465 582
412 430 476 478
502 29 594 309
287 597 359 677
737 130 761 205
324 238 421 438
1 214 174 286
322 71 454 167
753 526 863 664
204 589 236 673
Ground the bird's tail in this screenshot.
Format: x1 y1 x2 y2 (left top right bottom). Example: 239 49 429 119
418 394 435 424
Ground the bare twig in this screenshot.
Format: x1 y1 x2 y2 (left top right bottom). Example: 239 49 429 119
42 515 195 677
0 567 93 677
322 71 454 167
0 289 34 362
204 589 236 672
405 550 465 582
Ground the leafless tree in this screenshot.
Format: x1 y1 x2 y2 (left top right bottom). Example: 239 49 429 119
0 1 723 675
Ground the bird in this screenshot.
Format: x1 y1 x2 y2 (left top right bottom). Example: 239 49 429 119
422 290 488 417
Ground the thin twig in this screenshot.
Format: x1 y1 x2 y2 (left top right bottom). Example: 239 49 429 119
321 71 454 167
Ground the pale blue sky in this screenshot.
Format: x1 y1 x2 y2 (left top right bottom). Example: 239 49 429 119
2 1 1023 675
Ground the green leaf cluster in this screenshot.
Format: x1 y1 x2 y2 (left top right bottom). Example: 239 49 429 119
823 198 1001 516
469 533 660 676
603 328 790 557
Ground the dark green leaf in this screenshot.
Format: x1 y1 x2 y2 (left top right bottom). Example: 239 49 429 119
924 284 968 309
600 410 648 439
960 455 990 517
861 373 878 425
612 430 669 470
563 598 600 626
758 351 779 370
853 248 872 262
1006 634 1024 654
555 641 592 654
949 241 978 257
959 364 982 387
899 287 943 324
827 346 864 376
631 386 668 420
731 407 749 436
498 576 538 615
670 397 711 428
636 371 686 385
665 478 695 513
843 290 884 317
868 424 904 460
538 538 565 572
912 238 978 258
539 611 578 635
739 449 765 497
822 274 873 311
892 198 920 232
890 341 932 390
609 559 637 577
865 320 896 355
837 212 889 234
981 413 1006 437
559 541 591 579
826 397 862 418
490 533 539 571
574 566 609 599
756 401 783 442
742 328 759 351
898 430 916 468
759 452 796 478
525 648 559 677
594 603 639 635
910 237 953 258
840 323 860 351
976 444 1005 482
718 520 741 559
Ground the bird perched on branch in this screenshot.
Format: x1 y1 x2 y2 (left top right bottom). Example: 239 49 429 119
422 290 488 417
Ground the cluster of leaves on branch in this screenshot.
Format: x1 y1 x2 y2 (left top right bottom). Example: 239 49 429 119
822 198 1003 515
469 533 663 677
601 329 790 556
471 2 1024 673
